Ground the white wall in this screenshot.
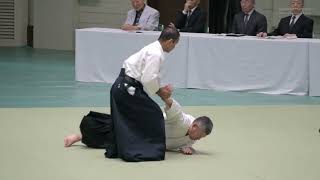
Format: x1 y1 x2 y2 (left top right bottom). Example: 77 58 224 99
28 0 33 25
78 0 131 28
33 0 78 50
32 0 131 50
255 0 273 32
15 0 28 46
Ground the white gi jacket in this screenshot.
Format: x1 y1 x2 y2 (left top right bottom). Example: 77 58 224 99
124 5 159 31
123 41 164 96
164 99 196 150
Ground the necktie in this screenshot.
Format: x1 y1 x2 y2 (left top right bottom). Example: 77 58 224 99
244 14 249 30
185 10 191 28
289 16 296 30
133 10 142 26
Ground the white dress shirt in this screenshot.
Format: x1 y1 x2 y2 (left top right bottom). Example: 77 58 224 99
164 99 195 150
290 12 303 25
182 6 197 16
244 8 254 22
123 41 165 96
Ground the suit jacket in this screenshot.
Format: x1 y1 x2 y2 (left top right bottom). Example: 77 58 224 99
232 10 267 36
175 7 207 33
269 14 314 38
124 5 159 31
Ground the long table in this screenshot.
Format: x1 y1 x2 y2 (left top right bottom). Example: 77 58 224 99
75 28 320 96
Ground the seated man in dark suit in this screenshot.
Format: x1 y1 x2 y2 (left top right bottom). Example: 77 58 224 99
231 0 267 36
174 0 207 33
257 0 313 38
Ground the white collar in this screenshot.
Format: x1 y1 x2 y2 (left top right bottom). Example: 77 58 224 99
245 9 255 16
291 12 303 20
190 6 197 13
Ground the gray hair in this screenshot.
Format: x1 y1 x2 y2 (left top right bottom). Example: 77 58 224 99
194 116 213 135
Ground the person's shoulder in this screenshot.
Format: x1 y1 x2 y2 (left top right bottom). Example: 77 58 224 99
144 41 163 55
301 14 314 23
127 8 135 14
194 6 203 12
253 10 266 19
234 11 243 18
281 15 291 21
145 5 159 14
194 7 206 16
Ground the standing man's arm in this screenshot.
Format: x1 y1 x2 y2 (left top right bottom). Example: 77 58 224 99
140 53 171 98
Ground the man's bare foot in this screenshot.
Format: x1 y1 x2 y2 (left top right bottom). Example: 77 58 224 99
64 134 82 147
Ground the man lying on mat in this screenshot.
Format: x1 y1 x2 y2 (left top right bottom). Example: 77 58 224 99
64 90 214 155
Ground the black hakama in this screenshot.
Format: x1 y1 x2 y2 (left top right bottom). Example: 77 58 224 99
105 68 166 162
79 111 114 149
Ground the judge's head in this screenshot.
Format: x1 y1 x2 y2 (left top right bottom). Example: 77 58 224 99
290 0 304 15
186 0 201 10
130 0 145 11
240 0 255 14
188 116 213 140
158 26 180 53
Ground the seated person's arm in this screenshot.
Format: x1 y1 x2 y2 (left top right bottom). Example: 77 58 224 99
298 19 314 38
140 11 160 31
121 24 140 31
257 16 267 34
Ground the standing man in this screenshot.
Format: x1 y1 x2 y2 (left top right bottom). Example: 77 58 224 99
174 0 207 33
257 0 313 38
106 27 180 162
231 0 267 36
121 0 159 31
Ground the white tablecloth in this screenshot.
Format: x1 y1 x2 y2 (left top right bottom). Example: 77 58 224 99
75 28 320 96
309 40 320 96
187 35 309 95
75 28 189 87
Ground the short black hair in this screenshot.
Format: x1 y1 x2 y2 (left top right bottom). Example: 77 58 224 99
194 116 213 135
158 26 180 42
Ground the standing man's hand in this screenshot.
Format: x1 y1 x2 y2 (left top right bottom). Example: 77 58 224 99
157 84 173 100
